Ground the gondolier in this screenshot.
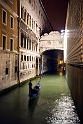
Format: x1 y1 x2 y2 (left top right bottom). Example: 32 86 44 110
28 81 41 99
28 80 32 95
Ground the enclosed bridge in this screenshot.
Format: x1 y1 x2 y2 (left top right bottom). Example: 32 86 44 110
39 31 64 73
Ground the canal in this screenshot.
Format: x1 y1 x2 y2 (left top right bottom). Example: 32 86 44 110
0 71 80 124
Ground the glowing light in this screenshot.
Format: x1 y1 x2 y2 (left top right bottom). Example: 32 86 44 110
64 30 67 62
61 29 68 62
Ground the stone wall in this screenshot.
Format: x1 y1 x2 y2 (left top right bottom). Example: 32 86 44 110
20 69 36 83
66 64 83 122
0 51 18 91
42 54 49 73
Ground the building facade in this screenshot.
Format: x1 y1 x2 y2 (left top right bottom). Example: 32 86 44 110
18 0 53 83
0 0 53 92
0 0 18 92
65 0 83 122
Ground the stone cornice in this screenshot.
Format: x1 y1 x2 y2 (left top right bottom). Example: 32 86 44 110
0 28 18 38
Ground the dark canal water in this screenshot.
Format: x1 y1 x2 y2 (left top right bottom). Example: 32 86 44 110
0 71 80 124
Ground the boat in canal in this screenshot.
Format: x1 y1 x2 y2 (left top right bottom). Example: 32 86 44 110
28 81 41 99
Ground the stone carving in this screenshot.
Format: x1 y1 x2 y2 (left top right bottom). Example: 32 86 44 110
40 31 63 53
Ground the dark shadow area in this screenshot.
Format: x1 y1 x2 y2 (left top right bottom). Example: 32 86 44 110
45 68 66 76
28 95 39 112
42 49 65 75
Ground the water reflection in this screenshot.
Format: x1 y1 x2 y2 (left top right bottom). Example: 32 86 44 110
0 73 80 124
28 95 39 116
45 94 80 124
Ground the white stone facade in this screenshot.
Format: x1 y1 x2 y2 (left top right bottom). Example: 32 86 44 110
40 31 64 53
18 0 52 83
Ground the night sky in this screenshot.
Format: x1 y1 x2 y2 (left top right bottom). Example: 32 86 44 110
41 0 69 32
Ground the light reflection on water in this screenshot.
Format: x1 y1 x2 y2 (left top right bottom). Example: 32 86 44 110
0 73 81 124
45 94 80 124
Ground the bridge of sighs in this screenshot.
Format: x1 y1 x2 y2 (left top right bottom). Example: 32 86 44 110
39 31 64 73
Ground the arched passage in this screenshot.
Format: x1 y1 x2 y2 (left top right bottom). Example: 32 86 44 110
41 49 64 74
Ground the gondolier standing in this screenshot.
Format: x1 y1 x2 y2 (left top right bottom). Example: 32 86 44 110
28 80 40 99
29 80 38 93
28 80 32 95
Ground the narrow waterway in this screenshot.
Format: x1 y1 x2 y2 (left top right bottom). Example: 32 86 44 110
0 71 80 124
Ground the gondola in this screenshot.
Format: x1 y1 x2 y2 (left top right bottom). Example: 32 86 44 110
28 82 40 99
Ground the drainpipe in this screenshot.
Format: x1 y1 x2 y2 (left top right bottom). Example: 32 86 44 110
42 54 43 73
38 57 39 75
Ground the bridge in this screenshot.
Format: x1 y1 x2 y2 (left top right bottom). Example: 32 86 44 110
39 31 64 73
40 31 64 54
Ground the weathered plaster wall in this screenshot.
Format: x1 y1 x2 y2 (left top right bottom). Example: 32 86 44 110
0 51 18 91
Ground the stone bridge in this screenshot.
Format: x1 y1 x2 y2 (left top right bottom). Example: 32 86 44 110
40 31 64 54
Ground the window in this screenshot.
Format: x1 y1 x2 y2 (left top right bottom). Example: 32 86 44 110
34 21 35 30
21 55 23 61
32 42 33 50
15 67 17 73
30 56 31 61
21 33 23 47
32 56 33 61
27 38 29 49
32 19 33 29
27 14 29 25
32 64 33 68
24 55 26 61
5 68 8 75
2 35 6 50
24 37 26 48
10 15 14 29
24 10 26 22
10 38 13 51
2 9 7 25
36 23 37 33
36 44 37 52
59 41 62 44
29 40 31 50
21 7 23 19
27 56 29 61
29 15 31 27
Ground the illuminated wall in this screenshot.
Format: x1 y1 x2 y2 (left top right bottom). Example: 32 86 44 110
65 0 83 122
66 0 83 65
18 0 53 83
0 0 18 91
